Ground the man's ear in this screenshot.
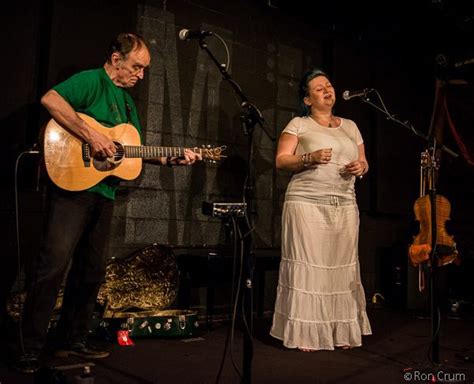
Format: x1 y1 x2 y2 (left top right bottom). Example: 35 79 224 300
111 52 122 69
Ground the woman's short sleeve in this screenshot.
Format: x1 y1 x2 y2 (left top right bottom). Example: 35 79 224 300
281 117 300 137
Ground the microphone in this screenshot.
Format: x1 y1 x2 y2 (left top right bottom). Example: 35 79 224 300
342 88 373 100
178 29 213 41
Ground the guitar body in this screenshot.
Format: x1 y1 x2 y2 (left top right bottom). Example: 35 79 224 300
43 113 142 191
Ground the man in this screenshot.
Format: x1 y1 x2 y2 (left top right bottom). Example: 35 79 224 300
16 33 200 374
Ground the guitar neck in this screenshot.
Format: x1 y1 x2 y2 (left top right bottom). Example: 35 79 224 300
124 146 196 159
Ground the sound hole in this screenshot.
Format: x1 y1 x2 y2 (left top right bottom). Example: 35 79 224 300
93 142 124 172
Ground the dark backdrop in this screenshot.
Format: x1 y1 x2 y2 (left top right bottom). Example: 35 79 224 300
1 0 473 311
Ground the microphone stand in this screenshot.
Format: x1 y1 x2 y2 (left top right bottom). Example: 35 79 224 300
359 91 457 158
357 91 457 365
196 35 276 384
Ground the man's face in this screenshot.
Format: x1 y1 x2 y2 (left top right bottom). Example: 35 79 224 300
115 46 151 88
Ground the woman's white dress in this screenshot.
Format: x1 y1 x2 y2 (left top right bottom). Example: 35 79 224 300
270 116 372 350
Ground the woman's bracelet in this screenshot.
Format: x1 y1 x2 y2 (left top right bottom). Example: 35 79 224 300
301 153 312 168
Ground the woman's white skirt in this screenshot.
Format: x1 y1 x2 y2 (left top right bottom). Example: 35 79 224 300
270 198 372 350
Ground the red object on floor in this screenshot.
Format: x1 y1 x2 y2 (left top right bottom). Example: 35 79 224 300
117 330 134 346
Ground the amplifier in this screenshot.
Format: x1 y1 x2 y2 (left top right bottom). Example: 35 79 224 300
202 201 247 218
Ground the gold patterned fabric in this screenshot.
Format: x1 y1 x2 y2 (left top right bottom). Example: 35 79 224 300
97 243 179 316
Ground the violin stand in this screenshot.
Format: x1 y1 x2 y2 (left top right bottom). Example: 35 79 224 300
416 145 450 366
427 185 440 365
419 144 458 366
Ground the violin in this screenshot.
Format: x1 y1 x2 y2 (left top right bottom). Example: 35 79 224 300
408 150 460 268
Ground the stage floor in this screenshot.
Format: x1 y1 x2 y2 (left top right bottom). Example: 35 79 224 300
1 306 473 383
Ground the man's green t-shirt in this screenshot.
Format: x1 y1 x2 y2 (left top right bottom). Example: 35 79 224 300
53 68 142 200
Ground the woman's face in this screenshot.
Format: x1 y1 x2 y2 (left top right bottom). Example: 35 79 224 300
304 76 335 111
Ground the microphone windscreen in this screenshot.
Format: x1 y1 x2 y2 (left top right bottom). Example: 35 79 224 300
178 29 189 41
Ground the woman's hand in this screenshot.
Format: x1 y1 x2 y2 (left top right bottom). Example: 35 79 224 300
310 148 332 164
342 160 367 177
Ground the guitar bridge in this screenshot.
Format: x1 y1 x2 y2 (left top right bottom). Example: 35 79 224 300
82 143 91 167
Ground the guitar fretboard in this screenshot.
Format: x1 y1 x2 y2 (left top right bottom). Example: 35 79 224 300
124 146 195 159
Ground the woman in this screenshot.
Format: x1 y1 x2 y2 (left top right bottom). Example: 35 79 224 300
270 68 372 351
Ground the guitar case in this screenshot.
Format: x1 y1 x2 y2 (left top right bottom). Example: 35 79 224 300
96 243 199 338
97 309 199 338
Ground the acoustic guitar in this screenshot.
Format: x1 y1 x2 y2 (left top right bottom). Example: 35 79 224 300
43 113 226 191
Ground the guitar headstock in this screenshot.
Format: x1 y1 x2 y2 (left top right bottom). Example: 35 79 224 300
195 145 227 163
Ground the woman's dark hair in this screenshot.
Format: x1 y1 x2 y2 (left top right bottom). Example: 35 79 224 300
298 68 329 116
105 33 148 63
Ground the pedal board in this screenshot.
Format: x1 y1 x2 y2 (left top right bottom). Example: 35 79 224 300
202 201 247 218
